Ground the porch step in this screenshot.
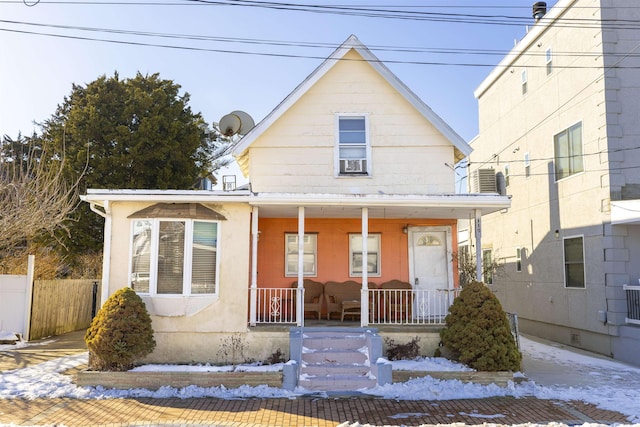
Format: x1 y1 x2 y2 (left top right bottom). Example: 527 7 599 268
294 328 379 392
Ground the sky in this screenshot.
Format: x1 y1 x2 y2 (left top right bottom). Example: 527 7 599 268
1 0 559 146
1 335 640 426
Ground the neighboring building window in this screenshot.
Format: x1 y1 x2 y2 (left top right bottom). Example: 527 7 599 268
337 115 369 175
285 233 317 277
564 236 585 288
349 233 380 277
546 48 553 75
521 69 527 95
524 152 531 178
554 122 583 180
504 164 510 187
130 219 219 295
516 247 522 272
482 248 493 284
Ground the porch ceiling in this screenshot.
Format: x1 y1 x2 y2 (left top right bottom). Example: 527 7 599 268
250 193 511 219
81 189 511 220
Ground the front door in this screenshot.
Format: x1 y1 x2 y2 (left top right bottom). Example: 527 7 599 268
408 227 452 319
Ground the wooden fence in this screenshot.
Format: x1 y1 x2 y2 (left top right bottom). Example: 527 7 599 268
29 279 100 340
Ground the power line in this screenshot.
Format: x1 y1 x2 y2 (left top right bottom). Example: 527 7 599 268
4 20 640 69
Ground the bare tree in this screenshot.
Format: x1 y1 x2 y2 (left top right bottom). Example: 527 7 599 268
0 135 81 255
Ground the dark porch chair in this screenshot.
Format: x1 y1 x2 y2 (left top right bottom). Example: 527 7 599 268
381 280 413 321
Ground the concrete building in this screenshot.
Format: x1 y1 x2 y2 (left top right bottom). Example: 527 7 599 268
466 0 640 365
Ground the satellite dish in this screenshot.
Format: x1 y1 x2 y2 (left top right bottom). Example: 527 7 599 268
219 113 241 137
231 110 255 135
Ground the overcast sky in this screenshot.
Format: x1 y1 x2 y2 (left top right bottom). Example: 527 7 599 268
1 1 558 144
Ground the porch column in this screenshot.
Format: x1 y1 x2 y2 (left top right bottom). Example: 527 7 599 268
249 206 259 326
474 209 482 282
361 207 369 327
297 206 305 327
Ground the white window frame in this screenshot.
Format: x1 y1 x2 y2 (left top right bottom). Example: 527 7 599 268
335 113 371 177
524 152 531 178
546 48 553 75
521 69 528 95
554 122 583 181
504 164 510 187
285 233 317 277
349 233 381 277
563 235 585 289
516 247 522 272
128 218 220 296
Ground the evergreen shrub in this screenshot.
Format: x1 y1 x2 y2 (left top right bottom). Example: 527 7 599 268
85 287 156 371
440 281 521 371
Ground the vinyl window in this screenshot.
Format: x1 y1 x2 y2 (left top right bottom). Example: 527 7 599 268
130 219 219 295
337 115 369 175
285 233 317 277
349 234 380 277
554 122 583 180
564 236 585 288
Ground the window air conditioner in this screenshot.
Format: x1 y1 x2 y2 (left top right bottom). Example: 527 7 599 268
472 168 497 193
340 158 367 174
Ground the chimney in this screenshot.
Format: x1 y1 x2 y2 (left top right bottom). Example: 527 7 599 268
532 2 547 21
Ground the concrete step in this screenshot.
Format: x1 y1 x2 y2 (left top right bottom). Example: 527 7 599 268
298 374 377 391
301 363 370 376
301 348 368 365
302 335 367 351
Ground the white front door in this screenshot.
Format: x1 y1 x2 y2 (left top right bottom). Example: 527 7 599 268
408 227 453 319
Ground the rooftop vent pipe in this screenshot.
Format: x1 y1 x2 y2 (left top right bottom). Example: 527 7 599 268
533 2 547 21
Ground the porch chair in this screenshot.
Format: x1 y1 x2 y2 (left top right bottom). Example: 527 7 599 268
381 280 413 322
291 279 325 319
324 280 362 321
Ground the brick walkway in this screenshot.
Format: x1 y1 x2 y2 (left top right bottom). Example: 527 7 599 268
0 396 630 426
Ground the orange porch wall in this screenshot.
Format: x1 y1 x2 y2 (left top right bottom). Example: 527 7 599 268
255 218 458 288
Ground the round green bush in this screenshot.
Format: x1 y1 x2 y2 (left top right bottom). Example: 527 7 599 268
85 287 156 371
440 281 521 372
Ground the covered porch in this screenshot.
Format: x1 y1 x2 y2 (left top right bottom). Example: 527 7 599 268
247 192 510 327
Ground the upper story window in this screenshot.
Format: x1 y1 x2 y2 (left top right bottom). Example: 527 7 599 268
521 69 528 95
337 115 369 176
554 122 583 181
524 152 531 178
516 247 523 272
546 48 553 75
563 236 585 288
504 164 510 187
285 233 317 277
130 218 219 295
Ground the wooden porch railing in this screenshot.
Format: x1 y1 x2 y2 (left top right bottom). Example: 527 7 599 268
624 285 640 325
249 287 460 326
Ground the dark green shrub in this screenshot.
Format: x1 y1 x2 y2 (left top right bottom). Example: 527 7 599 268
85 287 156 371
440 281 521 371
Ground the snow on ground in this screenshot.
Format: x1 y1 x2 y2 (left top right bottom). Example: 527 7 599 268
1 335 640 424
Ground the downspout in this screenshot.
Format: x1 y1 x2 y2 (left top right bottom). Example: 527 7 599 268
90 201 111 307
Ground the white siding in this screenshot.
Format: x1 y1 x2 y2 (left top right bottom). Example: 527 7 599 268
248 50 456 195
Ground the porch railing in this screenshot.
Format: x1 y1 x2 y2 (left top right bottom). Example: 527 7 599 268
367 288 460 325
624 285 640 325
251 287 300 325
249 287 460 326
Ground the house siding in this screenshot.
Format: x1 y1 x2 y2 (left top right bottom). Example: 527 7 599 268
248 50 455 195
105 201 254 364
469 0 640 365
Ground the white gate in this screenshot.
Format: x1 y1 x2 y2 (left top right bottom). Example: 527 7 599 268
0 256 35 339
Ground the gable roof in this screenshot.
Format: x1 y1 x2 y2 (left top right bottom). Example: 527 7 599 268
231 34 470 173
